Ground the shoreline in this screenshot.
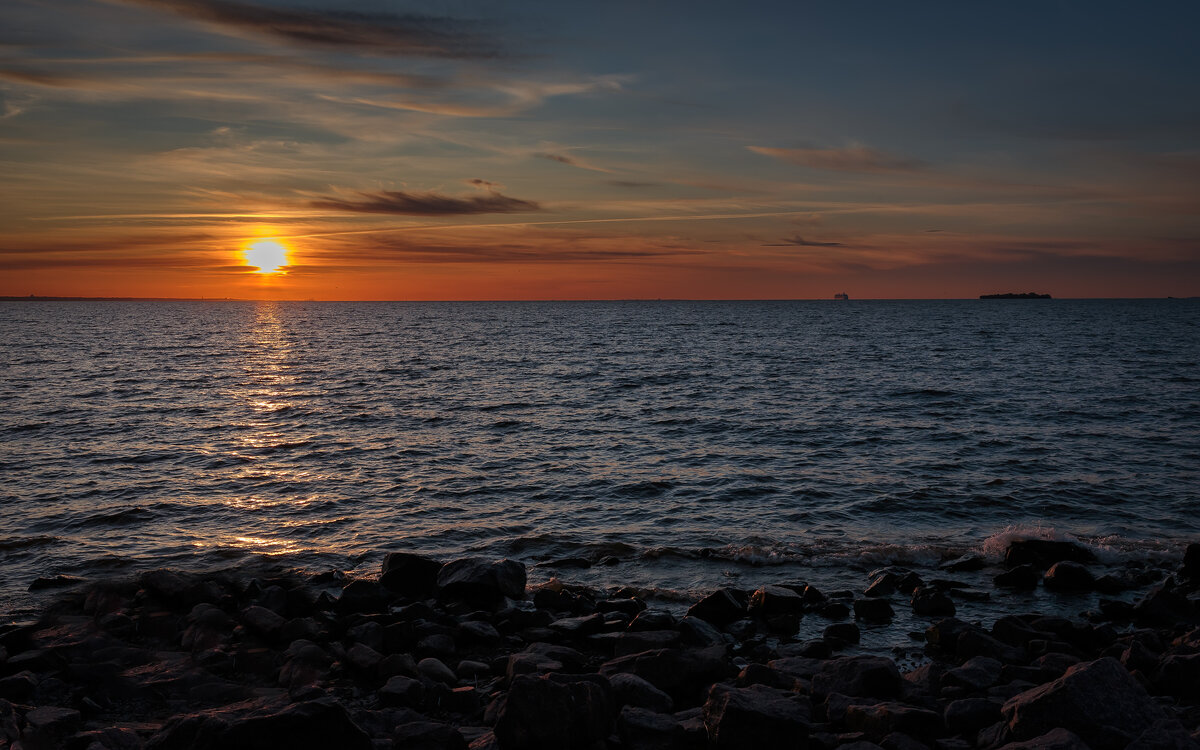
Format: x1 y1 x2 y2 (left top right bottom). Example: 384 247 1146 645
1 541 1198 749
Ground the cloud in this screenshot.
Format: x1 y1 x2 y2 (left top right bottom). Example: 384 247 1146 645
535 152 577 166
762 234 845 248
608 180 661 188
121 0 500 58
749 145 926 173
310 187 540 215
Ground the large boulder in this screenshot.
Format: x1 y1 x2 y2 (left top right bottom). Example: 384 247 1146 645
844 702 941 740
437 558 526 605
996 728 1091 750
1183 542 1200 580
600 647 735 705
702 683 812 748
1042 562 1095 592
380 552 443 597
686 589 747 627
748 586 805 618
811 656 902 699
1001 657 1167 750
490 673 613 750
1004 540 1095 569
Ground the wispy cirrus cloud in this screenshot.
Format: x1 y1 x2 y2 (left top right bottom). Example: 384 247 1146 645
749 145 926 174
762 234 845 248
118 0 501 58
310 185 541 215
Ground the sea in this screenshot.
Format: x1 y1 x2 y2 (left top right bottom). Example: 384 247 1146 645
2 299 1198 649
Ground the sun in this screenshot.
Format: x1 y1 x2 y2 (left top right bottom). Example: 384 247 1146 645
243 239 290 274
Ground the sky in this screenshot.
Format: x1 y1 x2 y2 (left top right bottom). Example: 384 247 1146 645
1 0 1198 299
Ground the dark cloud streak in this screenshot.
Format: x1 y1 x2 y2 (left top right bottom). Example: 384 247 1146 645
310 188 540 216
762 234 845 248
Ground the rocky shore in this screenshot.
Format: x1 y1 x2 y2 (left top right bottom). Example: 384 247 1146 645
2 540 1199 750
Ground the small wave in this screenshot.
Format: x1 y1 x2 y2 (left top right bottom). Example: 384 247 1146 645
0 535 60 551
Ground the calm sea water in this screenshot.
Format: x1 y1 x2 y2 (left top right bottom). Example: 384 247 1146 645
2 300 1198 632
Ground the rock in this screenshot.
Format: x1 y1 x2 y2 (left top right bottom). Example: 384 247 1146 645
600 647 735 705
1043 562 1095 592
686 589 747 627
550 613 606 637
1126 719 1199 750
615 630 680 656
1003 540 1095 569
379 675 423 706
865 575 897 598
911 588 956 617
491 673 613 750
749 586 806 618
337 579 389 614
610 672 674 713
0 671 36 702
1001 657 1167 750
845 702 942 740
346 643 383 674
819 601 852 620
617 706 682 750
993 565 1040 590
811 656 903 698
1132 579 1196 625
995 728 1091 750
393 721 468 750
1156 653 1200 698
437 558 526 605
854 599 894 625
942 555 986 573
944 698 1002 736
417 657 457 685
702 683 812 748
22 706 82 746
146 698 372 750
1183 543 1200 580
825 623 861 647
457 620 502 646
240 605 286 638
380 552 443 597
956 629 1025 664
597 598 646 616
942 657 1003 692
629 610 677 631
677 616 726 647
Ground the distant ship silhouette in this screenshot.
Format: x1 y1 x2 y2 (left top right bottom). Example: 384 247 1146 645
979 292 1052 299
834 292 849 300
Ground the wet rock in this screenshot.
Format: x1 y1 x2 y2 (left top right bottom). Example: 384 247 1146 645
0 671 36 702
630 610 677 631
550 613 606 637
28 574 86 591
278 640 333 689
845 702 942 740
812 656 903 699
1133 580 1196 626
600 647 735 705
346 643 383 674
995 727 1090 750
616 631 681 656
145 697 373 750
597 598 646 617
1043 562 1095 592
1003 540 1095 569
457 620 501 646
686 589 747 627
610 672 674 713
1156 653 1200 697
380 552 443 598
392 720 467 750
820 601 852 620
749 586 806 618
942 555 986 573
911 588 956 617
956 629 1025 665
825 623 862 647
865 575 897 598
1001 657 1167 750
702 683 812 749
1183 543 1200 580
993 565 1040 590
22 705 82 747
437 558 526 606
490 673 613 750
1126 719 1199 750
854 599 894 625
337 579 389 614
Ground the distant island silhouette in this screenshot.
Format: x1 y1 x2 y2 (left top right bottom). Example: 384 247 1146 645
979 292 1052 299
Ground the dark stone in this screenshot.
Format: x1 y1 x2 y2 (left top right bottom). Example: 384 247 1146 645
702 683 812 749
1043 562 1095 592
1156 653 1200 698
854 599 894 625
942 657 1002 692
240 605 286 638
617 706 683 750
610 672 674 713
550 613 606 637
437 558 526 605
811 656 903 699
145 698 372 750
616 630 681 656
845 702 942 740
677 616 726 647
380 552 443 597
942 555 986 573
993 565 1040 590
995 728 1090 750
820 602 852 620
1003 540 1095 569
393 721 468 750
1184 543 1200 580
686 589 747 627
490 673 613 750
337 579 389 614
865 575 897 598
749 586 806 618
824 623 861 646
944 698 1002 736
1001 657 1167 750
1125 719 1199 750
956 629 1024 665
28 575 86 591
597 598 646 616
629 610 676 631
910 588 955 617
0 671 36 702
1132 580 1197 626
457 619 501 645
22 706 82 747
417 657 457 685
600 647 735 705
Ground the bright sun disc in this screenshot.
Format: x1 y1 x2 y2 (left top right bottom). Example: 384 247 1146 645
244 239 289 274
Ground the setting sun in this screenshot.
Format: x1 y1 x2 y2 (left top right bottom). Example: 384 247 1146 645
243 239 290 274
